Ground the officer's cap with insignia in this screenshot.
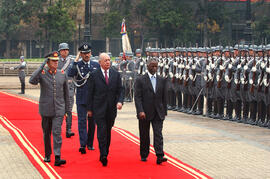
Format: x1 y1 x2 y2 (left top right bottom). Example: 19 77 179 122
20 56 24 60
257 45 265 52
107 52 112 58
58 43 69 51
119 52 123 57
45 51 59 61
78 43 91 53
249 44 257 51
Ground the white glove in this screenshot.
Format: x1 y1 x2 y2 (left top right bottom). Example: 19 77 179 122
175 74 179 78
261 62 266 69
225 75 229 82
251 67 256 72
216 75 220 81
173 62 177 66
208 73 212 80
219 65 224 70
178 64 181 68
204 76 207 81
263 79 268 86
211 63 215 68
165 65 169 69
266 67 270 73
189 75 193 80
186 65 190 70
142 72 145 75
206 65 210 71
160 63 164 67
237 64 241 69
234 79 238 84
257 79 260 86
169 72 173 78
192 64 196 70
228 64 232 69
244 65 248 71
9 67 14 70
157 72 160 76
249 80 253 85
183 75 186 79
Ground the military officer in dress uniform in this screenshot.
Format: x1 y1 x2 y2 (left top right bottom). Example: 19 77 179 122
68 43 100 154
29 51 69 166
57 43 75 138
10 56 27 94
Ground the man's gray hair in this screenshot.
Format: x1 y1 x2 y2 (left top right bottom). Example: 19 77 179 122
147 58 158 65
99 52 110 61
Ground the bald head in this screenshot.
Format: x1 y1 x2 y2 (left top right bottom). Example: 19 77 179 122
99 52 111 70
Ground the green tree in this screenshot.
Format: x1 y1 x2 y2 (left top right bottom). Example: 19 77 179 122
0 0 23 57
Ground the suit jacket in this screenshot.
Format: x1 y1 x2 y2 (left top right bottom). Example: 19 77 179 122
68 60 100 105
87 68 124 120
29 62 70 117
134 73 167 121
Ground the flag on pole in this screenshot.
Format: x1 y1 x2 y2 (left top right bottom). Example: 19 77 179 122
121 18 132 56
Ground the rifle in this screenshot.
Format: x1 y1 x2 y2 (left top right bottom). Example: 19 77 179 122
191 53 196 86
184 55 190 87
178 57 183 85
250 52 257 93
217 52 224 89
236 51 242 91
258 52 265 92
209 53 214 88
172 58 177 83
206 53 210 88
164 58 169 78
227 52 233 89
139 57 144 75
265 54 269 94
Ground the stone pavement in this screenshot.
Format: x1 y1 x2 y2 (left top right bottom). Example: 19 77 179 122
1 76 270 178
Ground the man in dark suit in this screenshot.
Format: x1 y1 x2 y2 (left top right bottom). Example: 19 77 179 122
68 43 100 154
87 53 124 166
134 58 168 165
29 51 69 166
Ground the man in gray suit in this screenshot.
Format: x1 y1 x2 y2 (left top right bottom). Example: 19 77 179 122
58 43 75 138
29 51 69 166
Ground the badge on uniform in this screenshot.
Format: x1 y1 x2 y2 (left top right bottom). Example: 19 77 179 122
61 69 65 74
42 70 45 74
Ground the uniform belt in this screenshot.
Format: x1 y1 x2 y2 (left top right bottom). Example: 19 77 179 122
126 71 132 73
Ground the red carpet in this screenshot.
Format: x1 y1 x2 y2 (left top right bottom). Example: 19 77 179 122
0 91 210 179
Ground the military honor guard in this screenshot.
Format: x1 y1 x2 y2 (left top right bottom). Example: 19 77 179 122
58 43 75 138
10 56 27 94
29 51 69 166
68 43 100 154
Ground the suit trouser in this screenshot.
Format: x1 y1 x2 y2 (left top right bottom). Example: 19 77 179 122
77 104 95 148
139 114 164 158
42 116 63 157
95 112 115 157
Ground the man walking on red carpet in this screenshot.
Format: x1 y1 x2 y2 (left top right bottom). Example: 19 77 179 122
87 53 124 166
134 58 168 164
29 51 70 166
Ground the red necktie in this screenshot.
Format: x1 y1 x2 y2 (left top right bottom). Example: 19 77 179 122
105 70 109 85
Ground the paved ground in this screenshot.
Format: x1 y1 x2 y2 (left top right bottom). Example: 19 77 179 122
1 76 270 178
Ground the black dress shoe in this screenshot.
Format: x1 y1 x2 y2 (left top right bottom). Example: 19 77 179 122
79 147 86 154
100 156 108 166
87 146 95 150
141 157 147 162
66 132 75 138
156 157 168 164
54 156 66 166
44 156 51 162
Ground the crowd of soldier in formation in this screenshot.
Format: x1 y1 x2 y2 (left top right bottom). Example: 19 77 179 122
115 45 270 129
